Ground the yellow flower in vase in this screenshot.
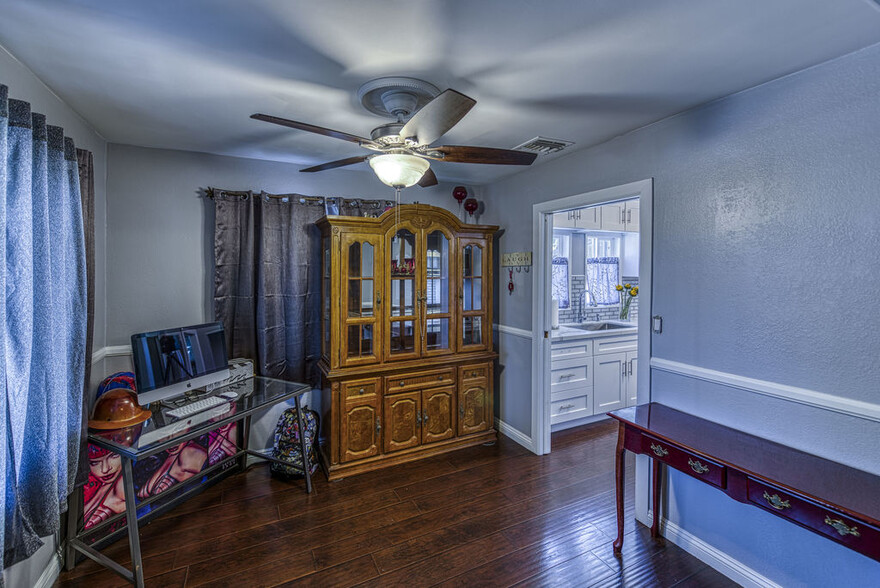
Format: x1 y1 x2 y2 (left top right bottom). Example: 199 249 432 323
615 284 624 291
630 288 638 296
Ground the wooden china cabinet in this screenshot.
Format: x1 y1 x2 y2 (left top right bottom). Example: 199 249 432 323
317 204 498 479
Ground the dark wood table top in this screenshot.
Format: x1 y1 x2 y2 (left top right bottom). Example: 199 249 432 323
609 403 880 524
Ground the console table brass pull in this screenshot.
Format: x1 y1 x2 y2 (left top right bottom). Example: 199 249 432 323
825 516 860 538
650 443 668 457
763 491 791 510
688 458 709 474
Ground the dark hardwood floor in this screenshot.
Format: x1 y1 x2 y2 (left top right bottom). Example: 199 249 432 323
57 419 739 587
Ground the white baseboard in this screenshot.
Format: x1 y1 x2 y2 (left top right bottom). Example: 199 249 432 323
495 418 535 452
34 550 62 588
650 357 880 423
648 511 781 588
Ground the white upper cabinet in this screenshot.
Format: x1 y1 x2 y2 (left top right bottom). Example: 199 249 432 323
553 208 601 230
599 199 639 232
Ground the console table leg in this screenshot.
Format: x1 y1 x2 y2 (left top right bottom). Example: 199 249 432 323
651 458 661 539
613 421 626 556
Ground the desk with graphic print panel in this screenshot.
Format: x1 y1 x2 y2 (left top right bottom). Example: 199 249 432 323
64 376 313 588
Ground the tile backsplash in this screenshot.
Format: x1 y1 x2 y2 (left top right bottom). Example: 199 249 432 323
556 276 639 325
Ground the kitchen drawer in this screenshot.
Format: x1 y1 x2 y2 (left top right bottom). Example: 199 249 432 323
551 339 592 362
342 378 380 398
594 335 637 355
550 385 592 404
747 478 880 559
551 392 592 424
459 363 489 382
550 357 591 392
386 368 455 394
642 434 726 489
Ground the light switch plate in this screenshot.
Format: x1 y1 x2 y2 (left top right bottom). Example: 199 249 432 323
501 252 532 267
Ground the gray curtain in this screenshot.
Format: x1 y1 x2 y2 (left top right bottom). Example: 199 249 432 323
213 191 325 384
1 84 87 574
75 148 94 489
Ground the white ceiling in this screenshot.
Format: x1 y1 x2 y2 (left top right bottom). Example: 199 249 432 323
2 0 879 184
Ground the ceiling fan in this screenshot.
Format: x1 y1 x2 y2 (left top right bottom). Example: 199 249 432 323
251 77 537 189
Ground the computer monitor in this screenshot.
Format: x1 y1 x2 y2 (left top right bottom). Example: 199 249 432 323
131 322 231 406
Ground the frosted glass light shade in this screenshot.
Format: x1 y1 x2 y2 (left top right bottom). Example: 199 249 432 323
369 153 430 188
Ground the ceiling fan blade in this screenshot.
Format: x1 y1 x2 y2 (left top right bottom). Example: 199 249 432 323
300 155 368 173
251 113 377 147
429 145 537 165
417 168 438 187
399 89 476 147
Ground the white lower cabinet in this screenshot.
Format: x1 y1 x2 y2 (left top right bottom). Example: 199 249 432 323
551 334 637 426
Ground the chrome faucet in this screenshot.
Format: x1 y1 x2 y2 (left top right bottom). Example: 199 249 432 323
577 290 599 323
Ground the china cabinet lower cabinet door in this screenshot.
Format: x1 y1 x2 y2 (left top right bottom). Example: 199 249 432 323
458 379 490 435
422 386 455 444
341 394 381 463
384 391 421 453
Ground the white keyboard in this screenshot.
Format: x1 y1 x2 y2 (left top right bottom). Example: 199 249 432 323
139 404 231 447
166 396 229 419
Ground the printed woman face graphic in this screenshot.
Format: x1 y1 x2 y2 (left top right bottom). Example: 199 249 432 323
90 452 122 483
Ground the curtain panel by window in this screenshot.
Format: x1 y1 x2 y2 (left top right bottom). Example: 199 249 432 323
212 191 392 386
586 256 620 306
551 257 570 309
0 85 87 574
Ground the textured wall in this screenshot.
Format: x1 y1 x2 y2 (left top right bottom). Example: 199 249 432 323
105 144 465 346
484 42 880 585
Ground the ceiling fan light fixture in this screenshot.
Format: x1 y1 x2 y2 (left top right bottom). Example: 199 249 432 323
369 153 430 188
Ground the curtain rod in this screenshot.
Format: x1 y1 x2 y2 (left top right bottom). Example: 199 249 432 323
207 187 394 208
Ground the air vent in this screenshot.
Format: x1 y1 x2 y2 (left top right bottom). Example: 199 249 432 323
514 136 575 155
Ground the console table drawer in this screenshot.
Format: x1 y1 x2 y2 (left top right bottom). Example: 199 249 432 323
386 368 455 393
747 478 880 559
642 434 726 489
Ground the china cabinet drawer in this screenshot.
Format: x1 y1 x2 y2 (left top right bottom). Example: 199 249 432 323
642 434 726 489
747 478 880 559
343 378 380 398
386 368 455 394
551 340 592 362
459 363 489 382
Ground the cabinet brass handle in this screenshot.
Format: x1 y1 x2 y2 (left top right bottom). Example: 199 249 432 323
688 458 709 474
375 418 381 434
437 375 443 381
650 443 668 457
417 412 422 425
358 388 365 395
763 491 791 510
459 405 465 417
825 516 860 538
471 371 478 378
423 410 429 423
399 381 405 387
376 293 381 306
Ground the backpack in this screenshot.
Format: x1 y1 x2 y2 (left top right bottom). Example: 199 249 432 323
270 407 319 480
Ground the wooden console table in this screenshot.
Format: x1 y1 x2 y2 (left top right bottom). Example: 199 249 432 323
608 403 880 564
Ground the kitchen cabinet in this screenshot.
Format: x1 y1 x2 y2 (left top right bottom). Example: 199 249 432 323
593 352 627 413
553 208 602 230
599 200 639 232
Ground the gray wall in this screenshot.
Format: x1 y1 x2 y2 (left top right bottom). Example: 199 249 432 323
485 43 880 585
105 144 467 346
0 43 108 588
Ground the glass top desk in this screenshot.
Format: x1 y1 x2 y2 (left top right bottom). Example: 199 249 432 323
65 376 314 587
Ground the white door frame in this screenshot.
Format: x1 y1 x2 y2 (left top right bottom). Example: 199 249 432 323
531 178 654 455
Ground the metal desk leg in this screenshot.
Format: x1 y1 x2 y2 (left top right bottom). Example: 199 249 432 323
613 422 626 556
121 459 145 588
294 394 313 494
63 490 82 570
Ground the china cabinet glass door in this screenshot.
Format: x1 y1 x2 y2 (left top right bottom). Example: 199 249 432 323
422 229 453 356
386 227 420 361
341 234 381 366
459 239 489 351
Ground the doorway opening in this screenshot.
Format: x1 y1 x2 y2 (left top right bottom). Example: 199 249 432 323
531 179 653 456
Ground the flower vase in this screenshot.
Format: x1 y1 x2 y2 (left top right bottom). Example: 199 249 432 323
619 298 631 321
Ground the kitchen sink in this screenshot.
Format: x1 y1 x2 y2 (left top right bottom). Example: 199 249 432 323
568 322 630 331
